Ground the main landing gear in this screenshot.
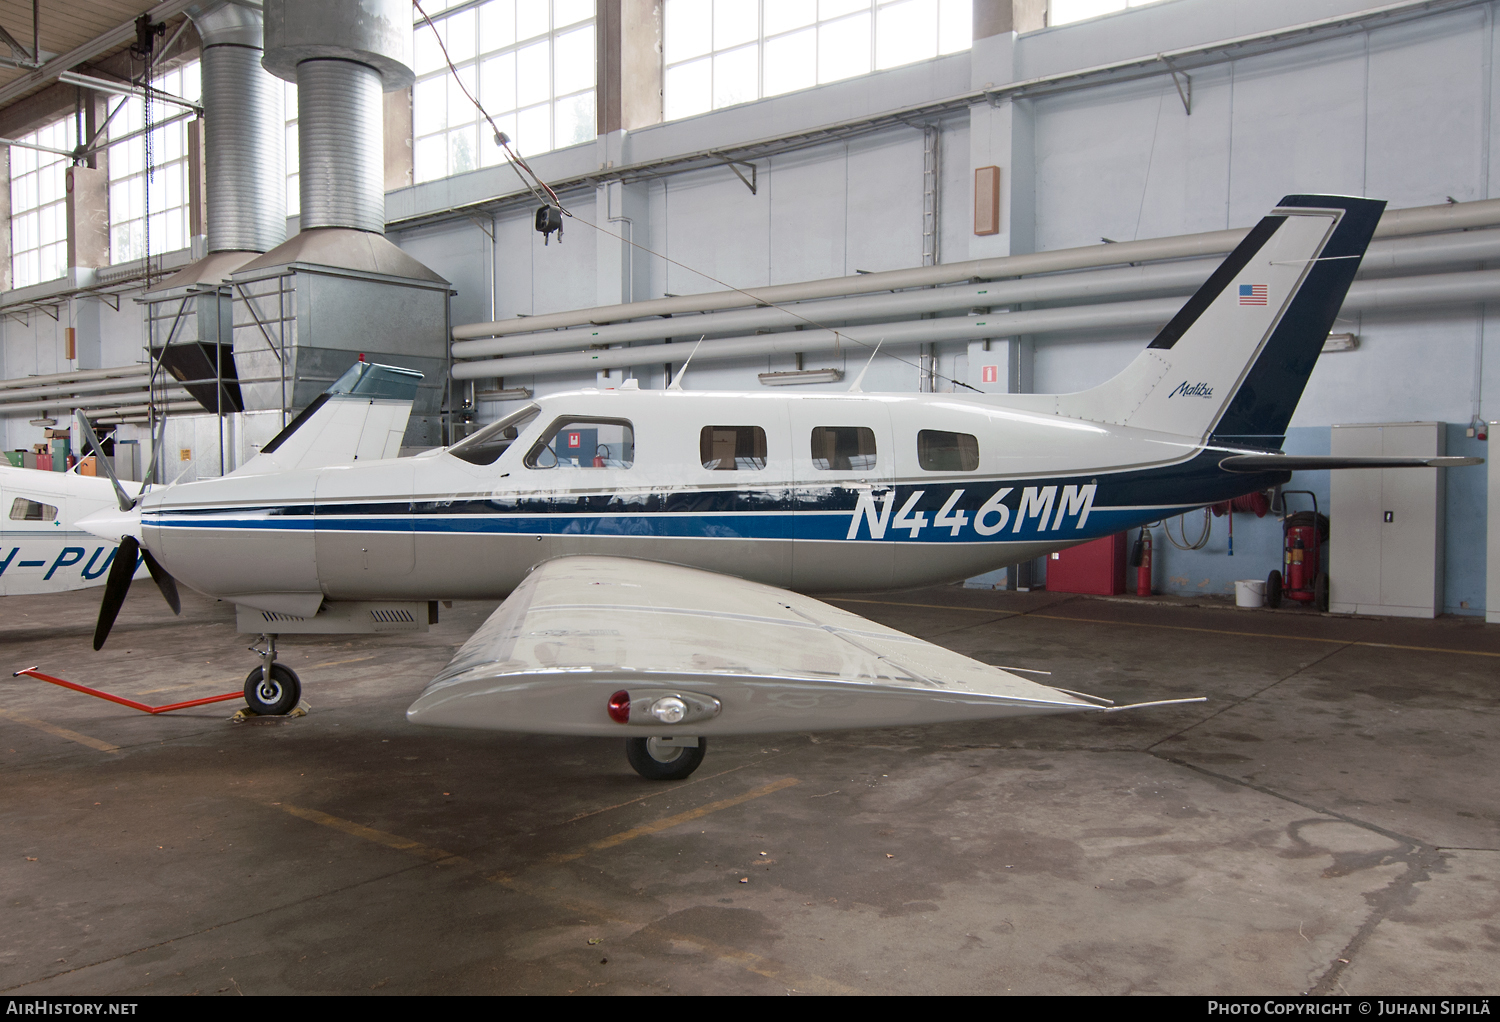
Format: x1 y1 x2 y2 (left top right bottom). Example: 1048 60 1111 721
243 634 301 716
625 736 706 780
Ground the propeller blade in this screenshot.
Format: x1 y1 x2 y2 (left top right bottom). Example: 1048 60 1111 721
93 535 139 651
141 550 181 615
74 409 134 513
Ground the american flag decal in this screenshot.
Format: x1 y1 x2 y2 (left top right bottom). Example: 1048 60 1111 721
1239 283 1268 305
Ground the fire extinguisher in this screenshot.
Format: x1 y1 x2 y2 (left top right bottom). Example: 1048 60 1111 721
1131 526 1153 596
1287 534 1306 593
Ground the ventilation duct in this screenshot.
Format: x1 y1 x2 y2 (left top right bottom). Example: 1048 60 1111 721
262 0 413 233
293 59 384 232
135 0 285 426
213 0 451 448
190 1 285 254
143 1 285 292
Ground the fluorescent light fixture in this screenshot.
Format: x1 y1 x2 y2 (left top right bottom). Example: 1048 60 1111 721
28 417 56 427
758 369 844 386
475 387 532 401
1323 333 1358 352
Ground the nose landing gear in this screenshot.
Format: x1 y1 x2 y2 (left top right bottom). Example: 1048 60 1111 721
243 634 301 716
625 736 706 780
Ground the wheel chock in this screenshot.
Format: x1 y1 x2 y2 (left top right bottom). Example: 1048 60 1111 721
231 699 311 723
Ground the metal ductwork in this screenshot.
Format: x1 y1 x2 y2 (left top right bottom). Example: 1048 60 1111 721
263 0 414 233
188 1 285 254
201 0 451 449
294 59 384 232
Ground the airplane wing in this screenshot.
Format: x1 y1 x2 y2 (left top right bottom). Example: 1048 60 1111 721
407 555 1200 736
1219 454 1482 473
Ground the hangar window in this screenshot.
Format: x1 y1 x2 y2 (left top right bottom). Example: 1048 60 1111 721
526 418 635 469
449 403 541 465
108 60 201 264
811 426 877 471
701 426 768 470
1049 0 1168 28
917 430 979 471
9 115 75 289
412 0 596 185
663 0 972 121
9 498 57 522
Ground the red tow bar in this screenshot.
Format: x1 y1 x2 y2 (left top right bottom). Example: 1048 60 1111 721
12 667 244 714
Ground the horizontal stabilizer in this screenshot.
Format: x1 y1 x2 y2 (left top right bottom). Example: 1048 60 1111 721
1219 454 1483 473
407 556 1201 737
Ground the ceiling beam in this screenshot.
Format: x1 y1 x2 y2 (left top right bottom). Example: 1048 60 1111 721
0 0 199 110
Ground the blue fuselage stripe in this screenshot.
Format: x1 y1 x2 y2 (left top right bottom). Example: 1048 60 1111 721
146 453 1284 545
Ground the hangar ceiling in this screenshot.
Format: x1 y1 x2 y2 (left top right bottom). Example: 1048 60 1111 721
0 0 194 110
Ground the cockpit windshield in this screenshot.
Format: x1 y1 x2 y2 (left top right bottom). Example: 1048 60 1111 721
447 403 541 466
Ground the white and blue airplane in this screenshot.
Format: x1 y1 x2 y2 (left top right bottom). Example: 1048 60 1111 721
76 195 1480 780
0 463 145 596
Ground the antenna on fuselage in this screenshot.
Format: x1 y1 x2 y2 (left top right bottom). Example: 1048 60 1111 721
847 339 884 393
667 336 706 391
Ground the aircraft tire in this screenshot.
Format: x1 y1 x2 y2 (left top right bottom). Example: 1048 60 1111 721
626 737 706 780
1265 570 1283 609
244 664 301 716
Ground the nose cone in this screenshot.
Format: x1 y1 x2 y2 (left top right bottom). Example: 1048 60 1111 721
77 505 142 543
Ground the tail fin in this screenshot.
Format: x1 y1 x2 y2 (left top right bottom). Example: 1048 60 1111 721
1058 195 1385 448
232 361 422 476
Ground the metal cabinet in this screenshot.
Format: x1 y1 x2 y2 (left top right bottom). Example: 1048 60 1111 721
1330 422 1445 618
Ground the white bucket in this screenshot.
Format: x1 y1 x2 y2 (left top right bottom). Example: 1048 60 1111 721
1234 579 1265 609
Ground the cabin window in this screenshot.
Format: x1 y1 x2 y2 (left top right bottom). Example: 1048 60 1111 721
9 497 57 522
810 426 877 471
917 430 980 471
448 404 540 466
700 426 767 470
527 418 635 469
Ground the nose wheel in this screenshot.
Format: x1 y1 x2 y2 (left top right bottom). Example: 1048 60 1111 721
243 634 301 716
626 736 706 780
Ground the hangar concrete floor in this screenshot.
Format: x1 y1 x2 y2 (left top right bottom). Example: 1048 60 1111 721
1 583 1497 996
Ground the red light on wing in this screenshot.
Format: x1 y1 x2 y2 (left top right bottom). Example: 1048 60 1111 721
607 690 630 723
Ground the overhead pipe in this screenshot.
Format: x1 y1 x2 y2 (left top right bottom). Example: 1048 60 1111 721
0 375 202 405
452 268 1500 381
0 365 149 392
0 389 198 418
453 268 1213 360
0 373 293 413
452 225 1500 360
451 197 1500 341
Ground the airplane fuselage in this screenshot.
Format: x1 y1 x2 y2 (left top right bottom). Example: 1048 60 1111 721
138 388 1283 611
0 466 141 596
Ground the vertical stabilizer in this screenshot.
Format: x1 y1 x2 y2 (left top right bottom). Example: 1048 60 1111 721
1057 195 1385 448
233 361 422 475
